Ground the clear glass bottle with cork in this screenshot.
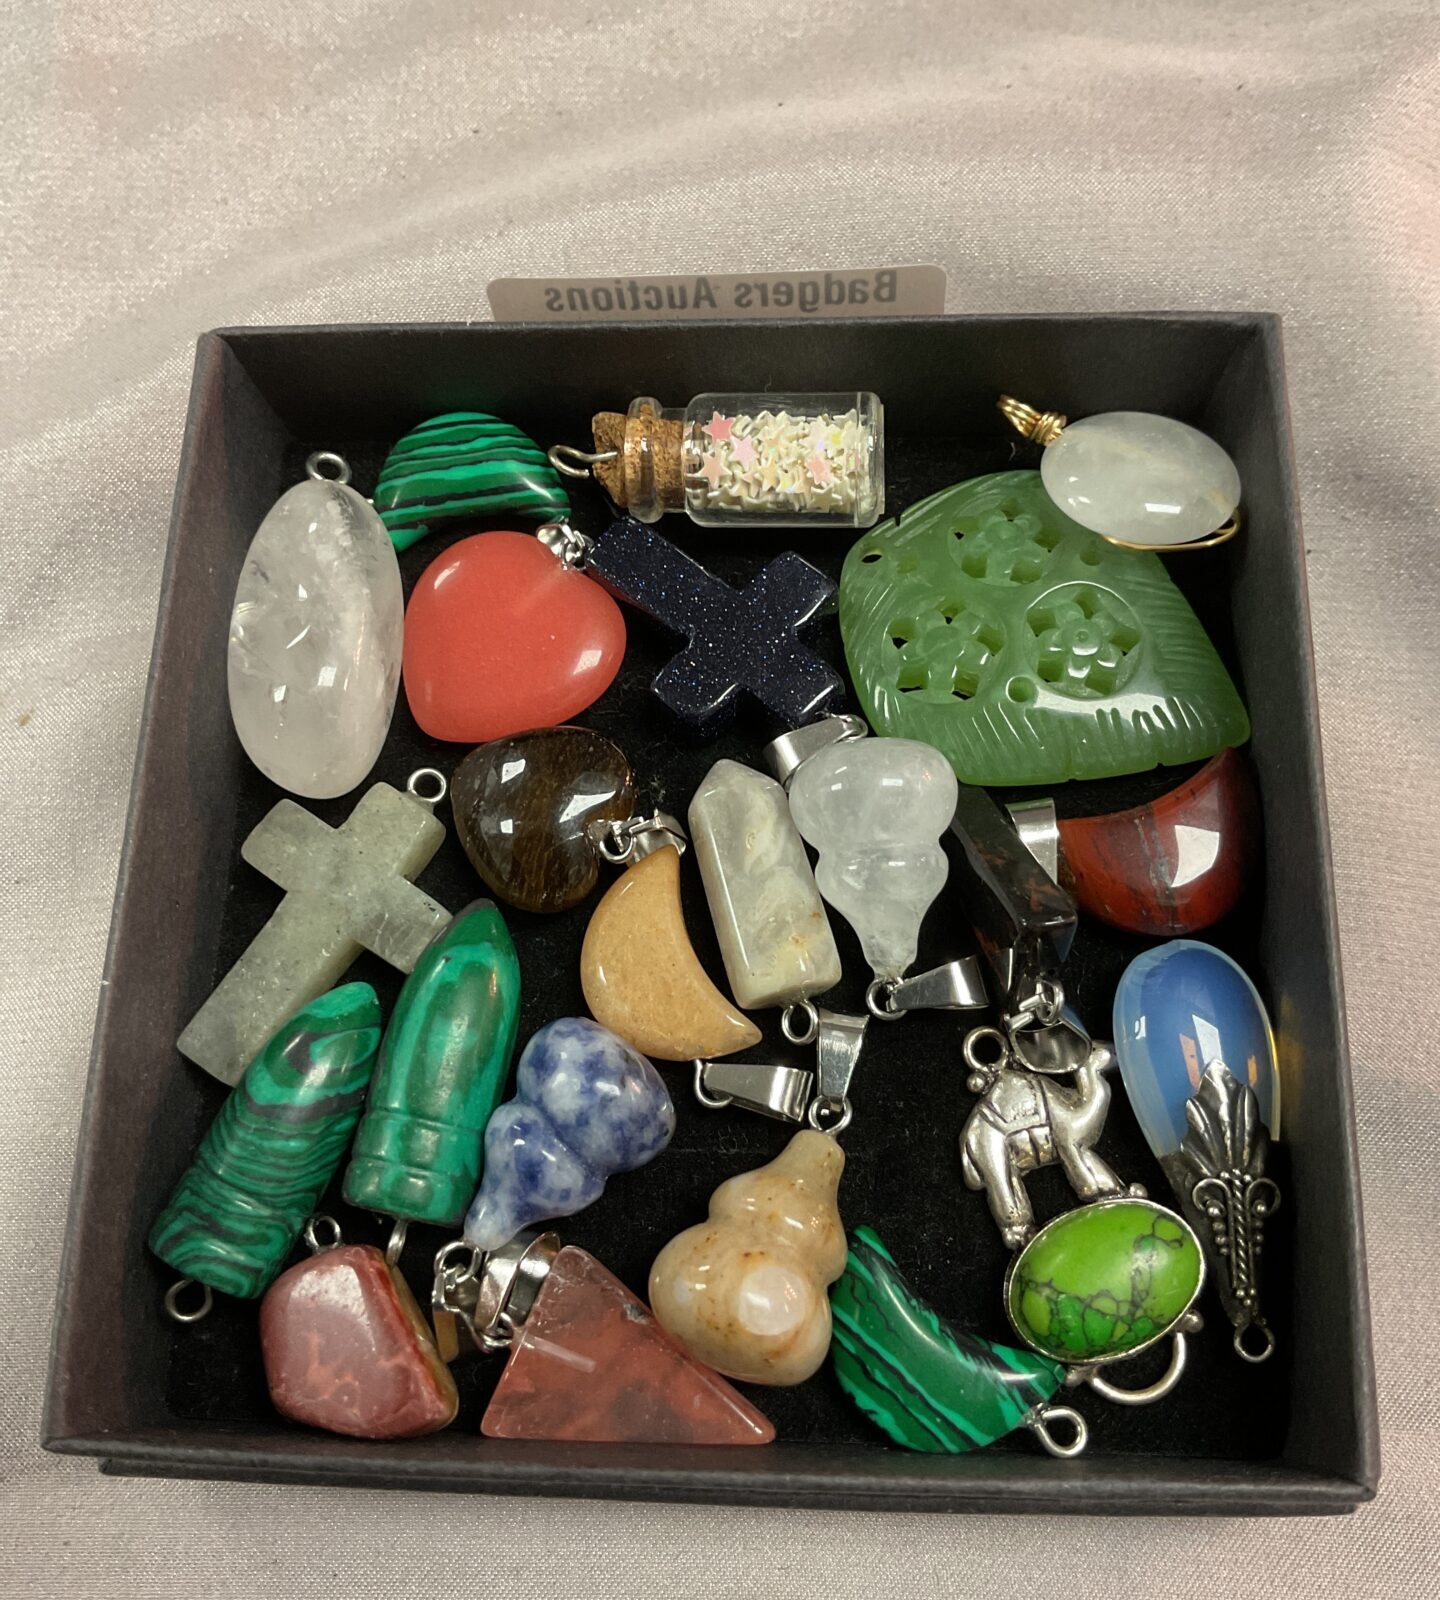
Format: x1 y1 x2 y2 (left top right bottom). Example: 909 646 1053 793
553 393 884 530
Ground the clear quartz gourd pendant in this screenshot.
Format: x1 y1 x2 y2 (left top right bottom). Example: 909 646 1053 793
999 396 1241 550
228 453 403 799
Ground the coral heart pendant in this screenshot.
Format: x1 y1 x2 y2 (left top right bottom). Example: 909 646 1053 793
402 530 625 743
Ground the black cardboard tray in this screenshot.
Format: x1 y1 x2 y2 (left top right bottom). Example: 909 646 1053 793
43 316 1379 1514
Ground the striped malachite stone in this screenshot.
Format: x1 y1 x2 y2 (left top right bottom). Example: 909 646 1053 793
374 412 570 551
830 1226 1065 1454
343 902 521 1227
149 983 381 1299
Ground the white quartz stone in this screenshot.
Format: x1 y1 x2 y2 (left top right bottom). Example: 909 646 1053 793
689 758 841 1009
228 479 403 799
788 738 958 981
1040 411 1241 546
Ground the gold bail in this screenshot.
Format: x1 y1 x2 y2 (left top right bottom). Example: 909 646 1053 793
998 395 1067 447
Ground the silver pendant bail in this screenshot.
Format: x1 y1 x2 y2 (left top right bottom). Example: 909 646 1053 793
763 714 868 788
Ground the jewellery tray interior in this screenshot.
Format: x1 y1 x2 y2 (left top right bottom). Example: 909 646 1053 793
43 315 1379 1515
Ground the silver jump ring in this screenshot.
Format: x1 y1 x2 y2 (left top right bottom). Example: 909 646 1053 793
434 1239 482 1286
304 1215 342 1254
864 978 905 1022
406 767 448 808
781 1000 819 1046
548 443 619 479
693 1060 733 1110
385 1217 409 1267
963 1026 1011 1075
164 1277 214 1324
1235 1321 1277 1364
807 1094 852 1136
305 451 352 485
1028 1404 1089 1458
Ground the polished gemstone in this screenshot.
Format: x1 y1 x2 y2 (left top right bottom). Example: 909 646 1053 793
344 902 521 1226
374 412 570 551
177 785 448 1086
580 844 761 1061
951 781 1076 1008
1113 938 1279 1155
831 1226 1065 1453
788 737 956 980
586 515 844 733
261 1243 458 1439
452 726 635 914
1006 1199 1204 1364
228 479 403 798
649 1130 846 1386
463 1018 674 1250
1059 749 1259 935
151 985 380 1298
689 758 841 1008
839 471 1251 784
402 530 625 743
482 1246 774 1444
1041 411 1241 547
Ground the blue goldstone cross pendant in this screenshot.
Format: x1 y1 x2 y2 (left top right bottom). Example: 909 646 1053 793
586 516 846 734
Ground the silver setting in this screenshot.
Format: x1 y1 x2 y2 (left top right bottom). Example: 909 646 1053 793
762 714 868 788
1004 1199 1207 1394
1005 797 1061 882
406 767 448 809
961 1031 1135 1249
535 520 595 570
587 811 687 865
693 1059 813 1123
866 957 989 1021
163 1277 214 1324
1161 1061 1282 1363
305 451 352 485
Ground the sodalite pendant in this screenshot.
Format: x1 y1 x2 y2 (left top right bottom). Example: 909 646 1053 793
228 455 402 800
463 1018 674 1250
1113 940 1283 1359
831 1226 1082 1457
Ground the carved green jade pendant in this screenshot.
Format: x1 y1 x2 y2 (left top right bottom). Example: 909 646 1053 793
838 471 1250 784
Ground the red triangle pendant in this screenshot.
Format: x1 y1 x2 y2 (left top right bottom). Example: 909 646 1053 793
481 1246 774 1445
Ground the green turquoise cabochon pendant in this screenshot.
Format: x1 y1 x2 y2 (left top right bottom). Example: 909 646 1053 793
831 1226 1085 1457
838 471 1251 785
374 413 570 551
1005 1197 1204 1368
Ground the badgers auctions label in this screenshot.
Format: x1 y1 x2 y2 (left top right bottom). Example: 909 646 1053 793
487 266 946 322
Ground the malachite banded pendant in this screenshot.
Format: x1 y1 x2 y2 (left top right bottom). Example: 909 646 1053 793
830 1226 1083 1456
149 983 382 1301
374 413 571 551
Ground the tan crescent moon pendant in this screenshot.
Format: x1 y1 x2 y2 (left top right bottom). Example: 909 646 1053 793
580 844 762 1061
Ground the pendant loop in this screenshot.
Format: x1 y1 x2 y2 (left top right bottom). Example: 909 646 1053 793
996 396 1067 447
1074 1318 1198 1407
535 520 595 569
588 811 687 865
385 1217 408 1267
303 1214 343 1255
163 1277 214 1324
405 767 448 809
548 443 619 479
1235 1320 1277 1364
1026 1403 1089 1458
806 1094 853 1136
304 450 353 484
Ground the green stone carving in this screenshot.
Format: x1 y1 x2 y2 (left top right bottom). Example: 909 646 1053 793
374 413 571 551
149 983 381 1299
830 1225 1065 1453
343 902 521 1227
1006 1198 1204 1363
838 471 1251 784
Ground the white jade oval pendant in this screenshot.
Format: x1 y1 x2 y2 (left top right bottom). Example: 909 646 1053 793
1040 411 1241 547
228 475 403 799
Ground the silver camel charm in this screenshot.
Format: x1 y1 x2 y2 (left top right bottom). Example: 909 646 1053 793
959 1028 1140 1249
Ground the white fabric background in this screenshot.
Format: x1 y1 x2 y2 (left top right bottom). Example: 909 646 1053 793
3 1 1437 1593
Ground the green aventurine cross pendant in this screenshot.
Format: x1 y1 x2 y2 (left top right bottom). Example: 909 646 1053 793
177 784 450 1086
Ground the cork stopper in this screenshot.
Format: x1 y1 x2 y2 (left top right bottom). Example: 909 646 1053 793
592 406 686 513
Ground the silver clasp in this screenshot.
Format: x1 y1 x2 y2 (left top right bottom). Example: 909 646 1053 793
430 1230 559 1361
763 714 868 789
587 810 687 865
866 957 989 1021
535 520 595 570
693 1059 814 1123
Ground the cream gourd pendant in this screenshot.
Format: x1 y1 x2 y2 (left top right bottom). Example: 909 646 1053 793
999 396 1241 551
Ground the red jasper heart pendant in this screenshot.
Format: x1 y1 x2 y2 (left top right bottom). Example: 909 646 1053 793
402 530 625 742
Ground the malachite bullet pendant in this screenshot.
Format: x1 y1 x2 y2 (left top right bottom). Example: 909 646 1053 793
150 983 382 1308
831 1226 1084 1456
374 413 571 551
838 471 1250 785
343 902 522 1228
